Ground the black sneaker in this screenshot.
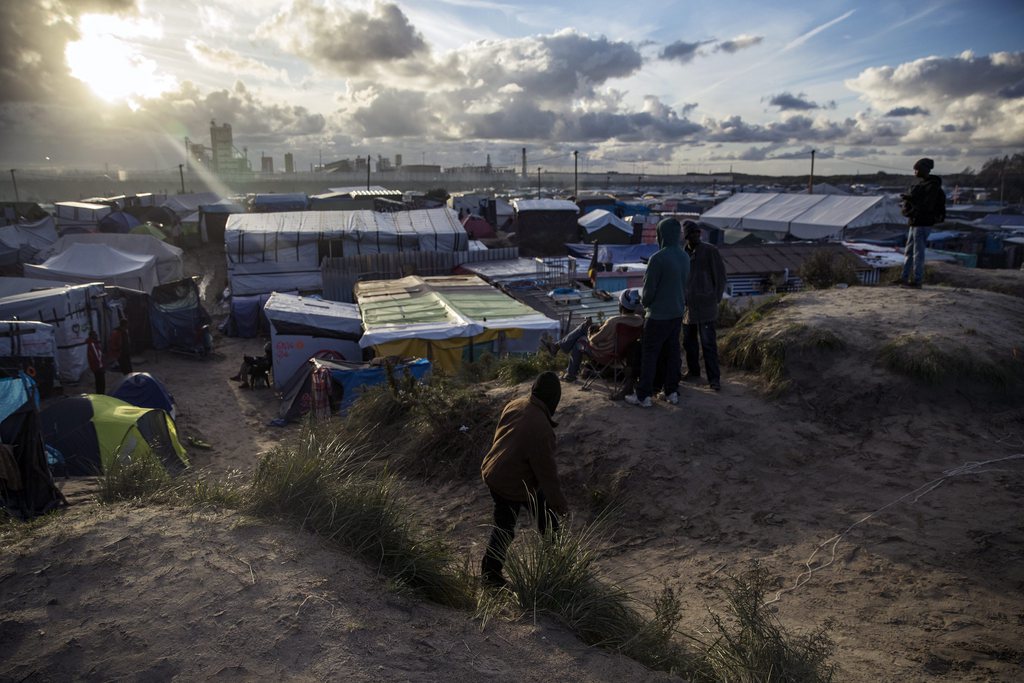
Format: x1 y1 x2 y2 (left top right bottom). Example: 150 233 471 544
682 373 701 382
540 338 559 356
710 381 721 391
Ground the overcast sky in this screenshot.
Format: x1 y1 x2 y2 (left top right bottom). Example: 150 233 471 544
0 0 1022 176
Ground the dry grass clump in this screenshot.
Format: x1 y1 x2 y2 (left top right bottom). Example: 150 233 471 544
97 451 171 503
459 351 563 385
720 299 845 394
878 334 1022 391
247 424 475 608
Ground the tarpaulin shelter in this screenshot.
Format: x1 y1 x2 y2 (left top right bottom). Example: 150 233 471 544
277 355 431 422
578 209 634 245
0 217 58 266
111 372 176 419
162 193 220 219
264 292 362 387
198 200 245 246
252 193 309 212
221 292 274 338
355 275 559 372
0 321 57 398
37 233 183 285
0 372 65 519
461 215 496 239
103 286 151 354
700 193 905 240
511 199 580 256
225 208 469 295
149 278 211 352
26 243 159 293
54 201 113 235
40 394 188 476
0 283 102 383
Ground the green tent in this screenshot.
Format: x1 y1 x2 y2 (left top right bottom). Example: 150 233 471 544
40 394 188 476
130 222 168 241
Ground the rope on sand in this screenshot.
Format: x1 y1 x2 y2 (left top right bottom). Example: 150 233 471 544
765 452 1024 606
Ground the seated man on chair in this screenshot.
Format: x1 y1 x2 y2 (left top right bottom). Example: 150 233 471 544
542 289 644 392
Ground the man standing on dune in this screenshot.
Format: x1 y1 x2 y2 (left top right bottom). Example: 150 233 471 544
898 158 946 288
682 220 727 391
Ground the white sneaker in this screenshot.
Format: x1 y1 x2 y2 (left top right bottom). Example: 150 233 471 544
624 393 652 408
664 392 679 405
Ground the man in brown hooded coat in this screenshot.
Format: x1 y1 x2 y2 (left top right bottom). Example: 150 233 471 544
480 371 568 588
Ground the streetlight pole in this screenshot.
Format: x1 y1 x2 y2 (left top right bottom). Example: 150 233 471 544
367 154 371 190
9 169 18 202
808 149 816 194
537 166 542 199
178 164 185 194
573 150 579 200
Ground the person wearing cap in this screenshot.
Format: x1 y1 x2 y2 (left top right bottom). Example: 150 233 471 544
626 217 690 408
682 221 728 391
898 158 946 288
541 288 644 386
480 371 568 588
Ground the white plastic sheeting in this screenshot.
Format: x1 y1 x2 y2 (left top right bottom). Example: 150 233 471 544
512 199 580 213
0 283 103 383
0 216 58 265
54 201 112 234
701 193 905 239
25 243 159 292
37 233 184 284
0 320 56 359
578 209 633 236
225 208 469 296
264 292 363 386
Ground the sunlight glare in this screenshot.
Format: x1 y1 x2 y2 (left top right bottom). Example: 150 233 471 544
65 13 176 108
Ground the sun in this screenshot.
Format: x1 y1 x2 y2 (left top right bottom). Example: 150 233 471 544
65 14 176 107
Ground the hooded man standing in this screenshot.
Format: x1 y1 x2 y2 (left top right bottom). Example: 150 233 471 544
626 217 689 408
898 158 945 288
480 371 568 588
682 221 728 391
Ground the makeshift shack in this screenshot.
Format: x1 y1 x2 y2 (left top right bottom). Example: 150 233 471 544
0 217 58 267
355 275 559 372
25 243 159 292
225 208 469 295
578 209 634 245
0 372 64 519
54 201 112 235
149 278 211 353
40 394 188 476
264 293 363 387
510 199 579 256
0 283 103 383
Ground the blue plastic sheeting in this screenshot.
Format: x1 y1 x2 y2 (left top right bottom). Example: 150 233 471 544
222 293 273 338
565 243 658 264
330 358 432 412
252 193 308 211
0 373 37 424
112 372 175 416
150 279 212 351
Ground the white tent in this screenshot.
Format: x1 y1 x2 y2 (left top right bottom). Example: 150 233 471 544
25 243 159 292
225 208 469 296
0 216 58 265
578 209 633 237
37 233 183 284
701 193 905 239
162 193 220 218
53 201 112 234
263 293 363 387
0 283 103 383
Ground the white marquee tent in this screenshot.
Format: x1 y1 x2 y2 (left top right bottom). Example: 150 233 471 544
37 233 183 284
701 193 905 239
25 243 159 292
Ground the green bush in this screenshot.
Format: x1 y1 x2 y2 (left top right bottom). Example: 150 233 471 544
799 249 860 289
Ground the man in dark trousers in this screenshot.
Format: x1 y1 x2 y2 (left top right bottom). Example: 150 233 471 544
682 221 728 391
898 158 946 288
480 371 568 588
86 330 105 394
626 217 689 408
109 319 133 375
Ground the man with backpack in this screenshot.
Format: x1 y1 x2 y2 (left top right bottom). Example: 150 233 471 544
898 158 946 288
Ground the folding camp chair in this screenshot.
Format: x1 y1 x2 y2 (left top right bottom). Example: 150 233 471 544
579 322 642 393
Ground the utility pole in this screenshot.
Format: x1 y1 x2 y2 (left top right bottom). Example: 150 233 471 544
808 149 816 194
537 167 542 199
367 154 371 190
573 150 579 199
9 169 18 202
178 164 185 194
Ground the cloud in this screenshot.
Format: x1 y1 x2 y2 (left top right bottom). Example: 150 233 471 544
716 34 763 54
0 0 138 103
255 0 428 76
884 105 930 117
659 40 710 64
186 40 287 82
348 87 443 138
703 114 855 144
766 92 826 111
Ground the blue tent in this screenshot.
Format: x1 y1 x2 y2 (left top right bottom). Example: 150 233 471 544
149 278 212 353
111 372 176 418
99 210 142 234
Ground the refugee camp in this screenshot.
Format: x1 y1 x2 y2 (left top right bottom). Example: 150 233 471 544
1 1 1023 681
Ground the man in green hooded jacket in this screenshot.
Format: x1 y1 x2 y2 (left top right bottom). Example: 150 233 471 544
626 218 690 408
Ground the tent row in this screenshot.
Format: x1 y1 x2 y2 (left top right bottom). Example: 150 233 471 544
700 193 905 239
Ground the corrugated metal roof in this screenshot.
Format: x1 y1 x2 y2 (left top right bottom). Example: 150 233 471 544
721 243 871 275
